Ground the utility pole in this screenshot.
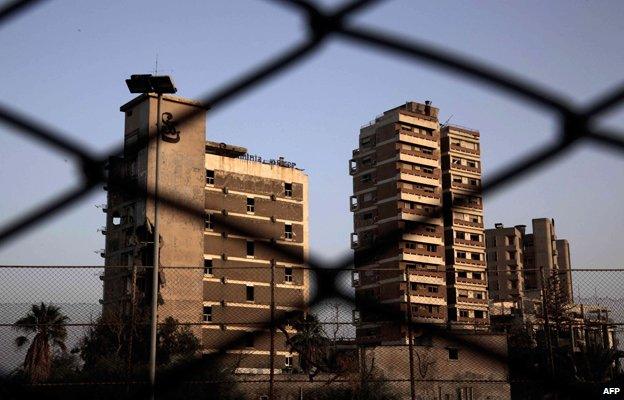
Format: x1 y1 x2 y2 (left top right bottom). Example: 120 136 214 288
148 92 163 399
269 260 276 400
124 74 177 400
405 269 416 400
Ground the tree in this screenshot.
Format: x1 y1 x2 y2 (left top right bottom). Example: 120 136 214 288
282 314 329 380
13 302 69 382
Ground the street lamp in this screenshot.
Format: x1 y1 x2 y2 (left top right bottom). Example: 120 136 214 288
125 74 177 398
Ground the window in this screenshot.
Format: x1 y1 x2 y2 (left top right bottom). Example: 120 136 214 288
427 285 438 293
206 170 215 185
457 271 467 278
246 241 255 257
453 176 463 183
246 197 255 213
452 157 461 165
457 251 467 259
203 306 212 322
405 242 417 250
205 213 213 230
467 160 477 168
285 355 293 368
284 182 293 197
204 259 213 275
244 333 254 348
507 251 516 260
284 267 293 283
422 147 433 155
362 212 373 220
246 285 255 302
469 178 478 185
362 173 372 183
475 292 484 299
426 244 437 252
470 253 481 261
448 348 459 360
363 192 374 202
470 233 480 242
284 224 293 240
473 272 482 280
459 310 469 318
422 166 434 174
475 310 485 319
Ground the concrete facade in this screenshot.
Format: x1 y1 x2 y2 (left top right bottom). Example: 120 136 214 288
441 125 488 329
363 333 511 400
102 93 309 372
350 101 489 345
485 218 573 304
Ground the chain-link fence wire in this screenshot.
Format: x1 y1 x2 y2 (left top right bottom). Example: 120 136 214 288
1 266 623 399
1 0 624 398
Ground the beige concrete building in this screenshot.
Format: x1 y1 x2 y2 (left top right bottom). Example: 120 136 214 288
350 101 446 345
441 125 488 328
350 101 490 344
485 218 573 304
102 93 309 372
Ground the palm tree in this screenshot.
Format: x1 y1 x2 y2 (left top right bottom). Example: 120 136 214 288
13 302 69 382
281 314 329 381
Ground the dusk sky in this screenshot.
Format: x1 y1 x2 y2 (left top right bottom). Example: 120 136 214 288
1 0 623 291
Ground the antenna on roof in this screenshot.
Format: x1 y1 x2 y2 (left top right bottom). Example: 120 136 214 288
441 114 453 128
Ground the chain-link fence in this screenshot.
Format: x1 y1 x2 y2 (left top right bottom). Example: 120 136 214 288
1 0 624 399
0 266 622 399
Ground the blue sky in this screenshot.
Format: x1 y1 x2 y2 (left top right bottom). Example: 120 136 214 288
1 0 623 282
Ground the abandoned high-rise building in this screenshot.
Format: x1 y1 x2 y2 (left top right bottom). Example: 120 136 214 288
349 101 488 344
441 125 488 328
102 92 309 371
485 218 573 304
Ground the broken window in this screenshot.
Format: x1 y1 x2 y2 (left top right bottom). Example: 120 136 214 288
246 197 255 213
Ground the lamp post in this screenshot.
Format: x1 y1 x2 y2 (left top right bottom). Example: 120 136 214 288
125 74 177 399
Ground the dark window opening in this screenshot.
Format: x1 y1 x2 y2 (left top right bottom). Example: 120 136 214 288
206 170 215 185
246 285 255 302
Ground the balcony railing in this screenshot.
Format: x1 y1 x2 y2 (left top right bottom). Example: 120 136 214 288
456 277 487 285
457 296 488 305
451 163 481 174
450 144 480 155
455 257 486 266
399 147 439 161
399 168 440 180
398 185 441 200
454 238 485 247
453 218 484 228
398 128 440 143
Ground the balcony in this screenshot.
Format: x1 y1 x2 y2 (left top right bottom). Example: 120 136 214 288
454 238 484 248
397 127 440 143
456 316 489 325
456 276 487 286
397 184 441 200
399 207 439 219
349 159 358 175
457 296 488 305
453 218 483 228
402 247 444 259
450 144 480 156
450 163 481 174
455 257 486 267
399 146 440 161
451 181 482 192
400 166 440 179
